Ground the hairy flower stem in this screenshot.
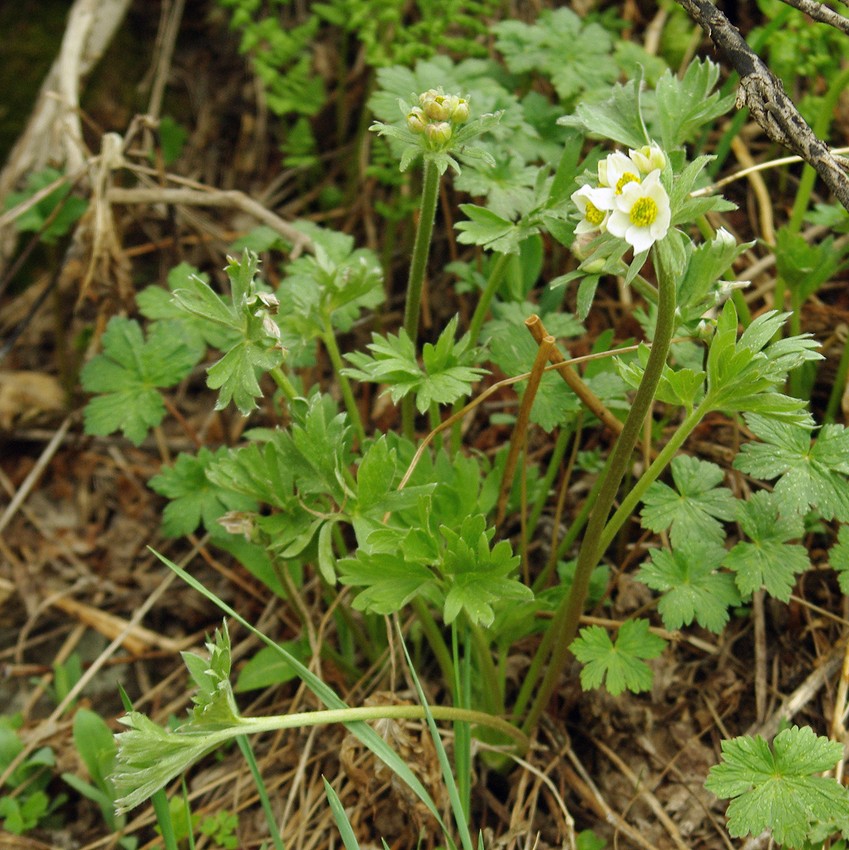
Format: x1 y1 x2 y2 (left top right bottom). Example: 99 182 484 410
520 251 677 735
321 320 366 445
402 158 441 439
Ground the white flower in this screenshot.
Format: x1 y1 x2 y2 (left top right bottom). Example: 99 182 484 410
606 169 671 253
571 184 610 235
598 151 641 194
629 144 666 175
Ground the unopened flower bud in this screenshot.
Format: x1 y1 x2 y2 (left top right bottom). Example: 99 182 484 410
450 98 470 124
407 107 426 133
419 88 440 107
581 257 608 274
424 121 452 147
629 144 666 174
423 96 451 121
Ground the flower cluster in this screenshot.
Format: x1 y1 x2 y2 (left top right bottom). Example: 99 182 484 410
407 89 471 150
571 144 671 254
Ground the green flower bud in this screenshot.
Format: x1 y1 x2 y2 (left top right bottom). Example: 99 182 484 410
423 96 451 121
419 88 440 107
407 106 427 133
450 98 470 124
424 121 452 147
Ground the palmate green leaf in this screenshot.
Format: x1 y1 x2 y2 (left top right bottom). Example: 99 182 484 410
705 726 849 848
286 393 354 498
493 7 616 102
281 223 384 336
654 59 735 150
455 204 522 253
637 540 740 633
704 300 822 424
571 619 666 696
722 491 810 601
205 437 295 509
559 78 648 148
439 514 529 627
344 316 487 413
454 156 538 221
149 447 258 537
137 263 235 354
113 625 244 813
181 627 241 727
829 525 849 595
676 228 753 323
5 167 88 244
640 455 736 549
734 414 849 522
81 317 199 446
337 550 438 615
618 344 706 411
171 251 286 414
207 340 283 413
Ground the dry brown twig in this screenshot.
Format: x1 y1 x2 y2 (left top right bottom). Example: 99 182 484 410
675 0 849 212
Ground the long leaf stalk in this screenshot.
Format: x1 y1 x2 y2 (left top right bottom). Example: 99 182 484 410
452 624 472 822
402 157 441 439
413 597 455 687
269 365 298 402
467 250 511 346
520 249 678 734
321 319 366 445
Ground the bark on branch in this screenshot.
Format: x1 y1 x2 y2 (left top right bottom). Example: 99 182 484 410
778 0 849 35
675 0 849 212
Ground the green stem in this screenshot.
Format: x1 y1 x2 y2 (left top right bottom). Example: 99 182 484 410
225 702 528 750
520 249 678 735
452 624 471 821
237 736 286 850
269 365 298 402
825 330 849 424
402 157 441 439
413 597 455 687
467 251 511 346
321 319 366 445
429 401 443 452
469 622 504 716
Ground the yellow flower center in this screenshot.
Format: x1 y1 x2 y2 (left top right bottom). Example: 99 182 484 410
585 200 605 226
615 172 639 193
630 197 658 227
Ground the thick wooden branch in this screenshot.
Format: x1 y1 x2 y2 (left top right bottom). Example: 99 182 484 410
675 0 849 212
